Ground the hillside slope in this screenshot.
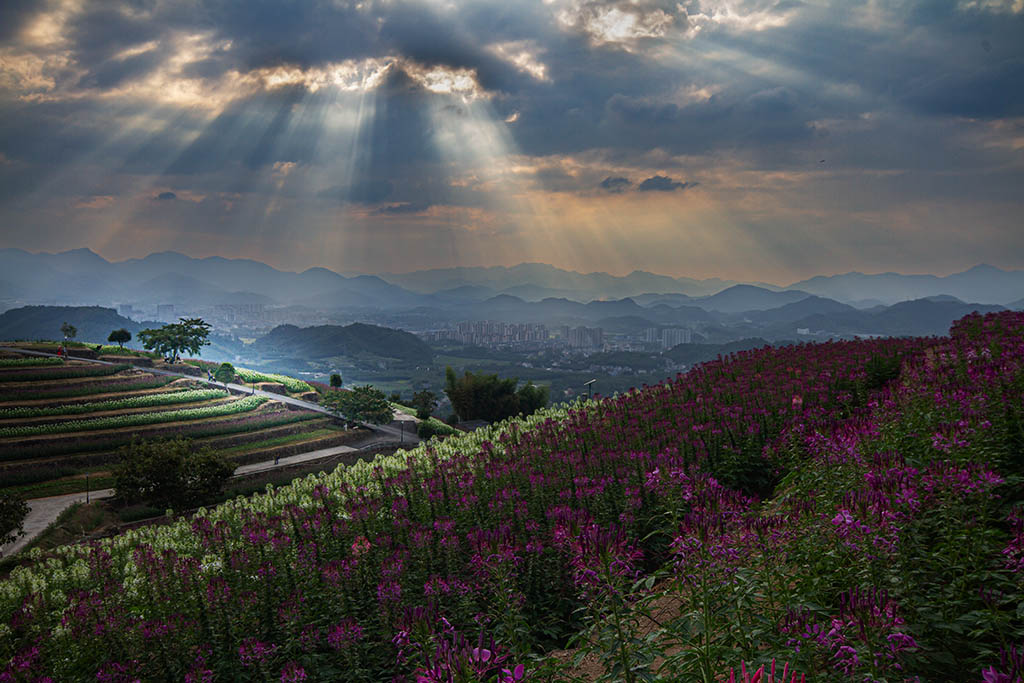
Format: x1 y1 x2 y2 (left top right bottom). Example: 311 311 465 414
3 312 1024 681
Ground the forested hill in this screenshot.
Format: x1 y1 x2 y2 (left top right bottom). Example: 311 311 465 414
254 322 433 362
0 305 148 342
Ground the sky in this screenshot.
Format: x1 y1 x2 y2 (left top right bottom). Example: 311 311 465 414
0 0 1022 284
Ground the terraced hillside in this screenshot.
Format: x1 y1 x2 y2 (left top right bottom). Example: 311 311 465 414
0 351 361 499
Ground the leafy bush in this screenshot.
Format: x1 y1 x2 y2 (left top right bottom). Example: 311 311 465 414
417 417 457 439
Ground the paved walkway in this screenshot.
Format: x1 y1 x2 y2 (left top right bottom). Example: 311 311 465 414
0 487 115 557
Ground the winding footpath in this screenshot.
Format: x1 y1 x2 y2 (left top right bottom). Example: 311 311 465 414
1 347 420 557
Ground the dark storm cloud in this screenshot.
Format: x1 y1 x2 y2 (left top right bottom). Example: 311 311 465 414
155 191 177 200
375 201 432 215
637 176 695 192
0 0 37 42
318 179 395 205
599 177 631 192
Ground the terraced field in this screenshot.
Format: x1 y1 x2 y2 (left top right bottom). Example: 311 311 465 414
0 353 362 498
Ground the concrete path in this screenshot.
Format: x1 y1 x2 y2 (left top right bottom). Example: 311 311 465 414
1 487 115 558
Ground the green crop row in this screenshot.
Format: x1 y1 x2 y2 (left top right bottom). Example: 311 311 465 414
0 376 176 402
0 363 130 383
0 357 64 368
0 395 268 438
0 388 230 419
234 367 313 393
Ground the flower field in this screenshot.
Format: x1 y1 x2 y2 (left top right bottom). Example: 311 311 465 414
2 312 1023 681
0 388 229 420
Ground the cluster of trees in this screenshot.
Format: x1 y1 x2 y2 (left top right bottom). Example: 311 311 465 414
444 367 549 423
321 384 394 425
113 437 234 510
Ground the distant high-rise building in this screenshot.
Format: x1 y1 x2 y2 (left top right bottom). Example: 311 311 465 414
117 304 135 320
644 327 661 343
156 304 175 321
568 326 603 349
661 327 691 348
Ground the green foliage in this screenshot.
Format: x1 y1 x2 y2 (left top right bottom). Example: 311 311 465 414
0 395 267 438
329 372 342 389
0 388 227 419
321 384 394 424
106 328 131 348
0 357 63 368
233 367 313 393
0 363 129 383
138 318 211 362
60 322 77 343
444 366 549 422
864 352 903 390
113 437 235 509
0 492 30 547
416 418 457 439
411 389 438 420
214 362 235 387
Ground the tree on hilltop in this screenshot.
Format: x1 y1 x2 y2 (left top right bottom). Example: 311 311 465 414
330 372 342 389
138 317 210 363
107 328 131 349
60 321 77 355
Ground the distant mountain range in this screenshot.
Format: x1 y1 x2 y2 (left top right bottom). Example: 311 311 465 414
0 249 1021 316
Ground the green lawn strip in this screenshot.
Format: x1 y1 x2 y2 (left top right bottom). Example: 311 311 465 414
0 364 130 383
0 396 238 429
0 396 268 439
0 411 323 463
215 428 343 457
0 383 195 410
2 474 117 499
0 389 229 420
0 357 64 368
0 376 177 402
